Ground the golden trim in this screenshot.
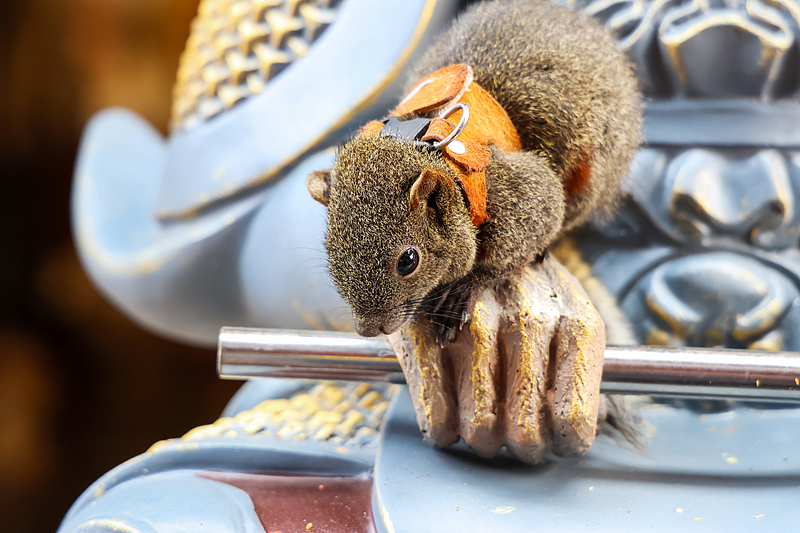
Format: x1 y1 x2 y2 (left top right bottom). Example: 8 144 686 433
149 381 396 451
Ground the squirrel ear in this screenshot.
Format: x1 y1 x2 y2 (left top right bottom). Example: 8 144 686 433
306 169 334 206
409 168 452 212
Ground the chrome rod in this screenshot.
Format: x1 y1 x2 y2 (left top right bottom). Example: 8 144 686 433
218 327 800 402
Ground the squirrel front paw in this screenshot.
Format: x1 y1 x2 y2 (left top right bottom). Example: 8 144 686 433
422 280 477 347
388 255 606 463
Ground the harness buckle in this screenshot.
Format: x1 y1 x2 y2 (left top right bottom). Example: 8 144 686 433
376 102 471 152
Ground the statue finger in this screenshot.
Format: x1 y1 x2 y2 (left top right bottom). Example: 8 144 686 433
549 309 605 457
450 288 504 456
500 287 558 463
388 318 459 446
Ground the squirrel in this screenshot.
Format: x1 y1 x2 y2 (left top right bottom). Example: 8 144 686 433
306 0 641 342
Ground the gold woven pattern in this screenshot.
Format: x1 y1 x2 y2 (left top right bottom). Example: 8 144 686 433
171 0 340 132
150 382 396 451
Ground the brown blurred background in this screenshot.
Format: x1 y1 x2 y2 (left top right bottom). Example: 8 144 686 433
0 1 241 531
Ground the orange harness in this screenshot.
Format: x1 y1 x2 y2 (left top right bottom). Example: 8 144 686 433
359 64 522 226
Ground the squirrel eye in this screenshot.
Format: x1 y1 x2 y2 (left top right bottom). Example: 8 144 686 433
397 247 420 277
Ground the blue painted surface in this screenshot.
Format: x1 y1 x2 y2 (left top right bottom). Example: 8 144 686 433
73 112 350 344
62 471 267 533
73 108 270 344
238 149 354 332
374 390 800 532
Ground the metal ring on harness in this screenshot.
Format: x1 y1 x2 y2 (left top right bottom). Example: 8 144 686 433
432 102 470 150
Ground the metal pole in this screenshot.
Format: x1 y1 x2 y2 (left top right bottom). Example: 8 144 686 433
218 327 800 402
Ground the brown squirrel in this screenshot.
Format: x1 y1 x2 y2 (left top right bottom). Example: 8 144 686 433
307 0 641 341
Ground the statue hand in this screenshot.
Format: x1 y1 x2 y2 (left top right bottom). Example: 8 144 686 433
388 255 606 463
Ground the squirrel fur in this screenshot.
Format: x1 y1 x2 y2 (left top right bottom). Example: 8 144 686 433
307 0 641 339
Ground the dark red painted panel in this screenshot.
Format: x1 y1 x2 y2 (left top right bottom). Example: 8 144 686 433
199 471 377 533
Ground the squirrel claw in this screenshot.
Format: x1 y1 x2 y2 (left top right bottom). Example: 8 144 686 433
427 281 477 347
437 326 458 348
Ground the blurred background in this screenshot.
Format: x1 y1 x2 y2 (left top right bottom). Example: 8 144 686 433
0 1 242 531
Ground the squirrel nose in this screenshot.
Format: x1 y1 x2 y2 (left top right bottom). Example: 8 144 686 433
354 316 402 337
354 317 380 337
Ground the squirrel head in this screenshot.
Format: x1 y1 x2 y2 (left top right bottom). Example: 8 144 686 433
307 136 477 336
